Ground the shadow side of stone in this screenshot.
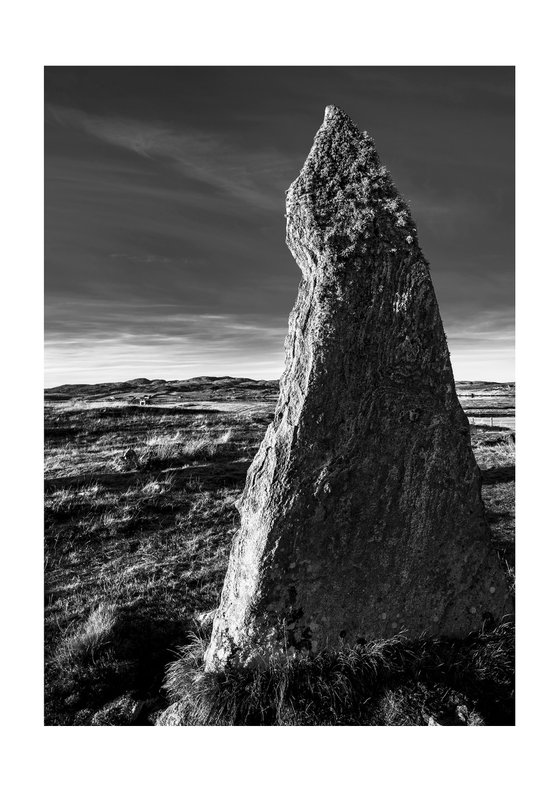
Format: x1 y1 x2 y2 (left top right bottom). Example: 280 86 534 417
158 620 514 726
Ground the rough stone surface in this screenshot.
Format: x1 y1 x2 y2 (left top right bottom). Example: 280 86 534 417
205 106 512 671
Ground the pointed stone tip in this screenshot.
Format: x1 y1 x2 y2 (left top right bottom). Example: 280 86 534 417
320 106 364 144
323 105 351 126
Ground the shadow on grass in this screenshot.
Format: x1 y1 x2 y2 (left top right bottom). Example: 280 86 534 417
44 426 81 441
44 459 251 496
481 465 515 484
475 432 515 447
76 405 223 419
139 445 240 472
46 605 194 726
486 511 515 569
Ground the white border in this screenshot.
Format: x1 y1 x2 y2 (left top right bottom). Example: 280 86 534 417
3 1 559 789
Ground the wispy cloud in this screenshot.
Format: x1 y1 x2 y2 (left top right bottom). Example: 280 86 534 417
443 310 514 381
44 299 514 387
46 104 292 211
446 310 514 346
44 68 513 386
44 306 288 387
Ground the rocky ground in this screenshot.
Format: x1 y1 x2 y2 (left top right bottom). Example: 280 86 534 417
44 377 514 725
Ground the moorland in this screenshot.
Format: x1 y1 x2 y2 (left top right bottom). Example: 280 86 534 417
44 377 514 725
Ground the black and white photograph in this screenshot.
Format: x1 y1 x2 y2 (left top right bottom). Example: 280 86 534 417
44 65 516 727
4 0 560 786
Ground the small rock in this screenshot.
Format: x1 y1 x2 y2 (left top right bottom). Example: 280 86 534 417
73 708 94 726
194 609 217 629
123 448 139 465
426 705 482 726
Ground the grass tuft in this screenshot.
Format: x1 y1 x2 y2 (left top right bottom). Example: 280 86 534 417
181 430 233 460
162 621 514 726
56 603 118 665
138 429 235 469
473 436 515 469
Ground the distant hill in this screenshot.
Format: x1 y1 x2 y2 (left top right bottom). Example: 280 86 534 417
45 376 514 403
44 376 281 402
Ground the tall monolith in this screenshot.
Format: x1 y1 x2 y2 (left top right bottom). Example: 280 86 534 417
205 106 512 671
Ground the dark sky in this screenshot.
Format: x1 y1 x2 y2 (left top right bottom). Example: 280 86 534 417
45 66 514 386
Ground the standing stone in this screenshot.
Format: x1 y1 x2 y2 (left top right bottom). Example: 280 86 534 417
205 106 512 671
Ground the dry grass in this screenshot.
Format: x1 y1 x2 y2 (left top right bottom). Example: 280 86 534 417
473 435 515 469
56 603 118 666
137 428 235 469
181 430 233 460
44 393 514 726
44 398 267 725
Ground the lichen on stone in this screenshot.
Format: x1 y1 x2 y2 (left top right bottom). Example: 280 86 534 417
204 105 513 672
